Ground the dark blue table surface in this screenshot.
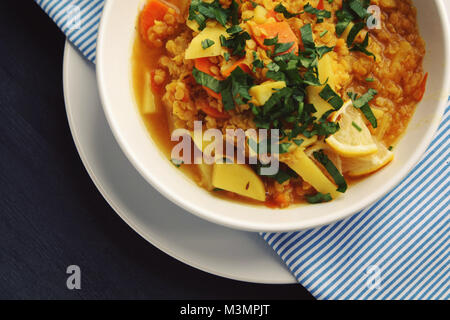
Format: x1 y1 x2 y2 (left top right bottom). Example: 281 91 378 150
0 1 312 299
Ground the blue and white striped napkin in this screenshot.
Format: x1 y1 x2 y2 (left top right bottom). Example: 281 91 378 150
36 0 449 300
263 107 449 299
35 0 104 63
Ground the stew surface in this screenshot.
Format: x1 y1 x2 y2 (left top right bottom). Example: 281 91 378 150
132 0 426 208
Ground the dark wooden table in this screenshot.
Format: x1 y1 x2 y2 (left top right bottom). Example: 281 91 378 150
0 1 313 300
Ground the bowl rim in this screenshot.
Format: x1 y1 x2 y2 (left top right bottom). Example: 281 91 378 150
96 0 450 232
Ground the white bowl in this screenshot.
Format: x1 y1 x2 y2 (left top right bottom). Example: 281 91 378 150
97 0 450 232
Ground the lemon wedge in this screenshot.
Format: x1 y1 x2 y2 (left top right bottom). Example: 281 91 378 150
342 140 394 177
326 100 378 158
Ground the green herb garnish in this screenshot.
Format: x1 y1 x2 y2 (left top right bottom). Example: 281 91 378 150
171 158 184 168
348 89 378 128
350 32 376 60
346 21 365 47
313 150 347 193
220 30 251 57
193 66 253 111
320 30 328 37
201 39 215 49
352 121 362 132
306 192 333 203
221 67 254 110
188 0 229 30
336 0 372 36
253 162 298 184
192 67 222 93
304 3 331 23
274 3 300 19
319 84 344 110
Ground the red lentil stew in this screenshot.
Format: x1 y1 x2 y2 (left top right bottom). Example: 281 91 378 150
132 0 426 208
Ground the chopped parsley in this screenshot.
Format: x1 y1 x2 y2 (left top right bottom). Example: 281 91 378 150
313 150 348 193
252 59 264 72
193 66 253 111
319 84 344 110
348 89 378 128
348 88 378 108
274 3 301 19
201 39 215 49
300 24 315 49
279 143 292 154
352 121 362 132
348 0 372 19
251 23 339 141
253 162 298 184
306 192 333 203
336 0 376 59
192 67 222 93
263 35 279 46
350 32 376 60
304 3 331 23
336 0 372 36
220 27 251 57
347 22 366 47
188 0 239 30
171 158 184 168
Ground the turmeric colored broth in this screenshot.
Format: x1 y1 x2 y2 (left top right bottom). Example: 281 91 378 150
132 0 426 208
132 37 169 155
132 19 201 183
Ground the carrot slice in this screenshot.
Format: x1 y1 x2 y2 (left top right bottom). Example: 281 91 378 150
250 22 299 55
201 105 230 119
150 70 165 94
414 72 428 102
266 10 281 21
221 59 251 78
195 58 222 100
195 57 217 75
317 0 325 10
272 193 290 208
203 87 222 100
140 1 171 41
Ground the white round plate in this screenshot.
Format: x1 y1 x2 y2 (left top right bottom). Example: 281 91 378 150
63 42 295 284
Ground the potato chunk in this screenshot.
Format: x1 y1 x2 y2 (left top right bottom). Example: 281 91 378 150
253 6 268 24
212 164 266 201
249 81 286 106
280 148 339 199
185 25 227 59
307 54 337 117
142 71 156 114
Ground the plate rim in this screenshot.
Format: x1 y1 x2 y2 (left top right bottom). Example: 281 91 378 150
62 41 297 285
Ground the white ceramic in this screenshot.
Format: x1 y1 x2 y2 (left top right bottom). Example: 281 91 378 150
63 42 296 284
96 0 450 232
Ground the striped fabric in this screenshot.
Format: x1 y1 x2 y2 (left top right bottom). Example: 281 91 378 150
263 102 450 300
36 0 450 300
35 0 104 63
